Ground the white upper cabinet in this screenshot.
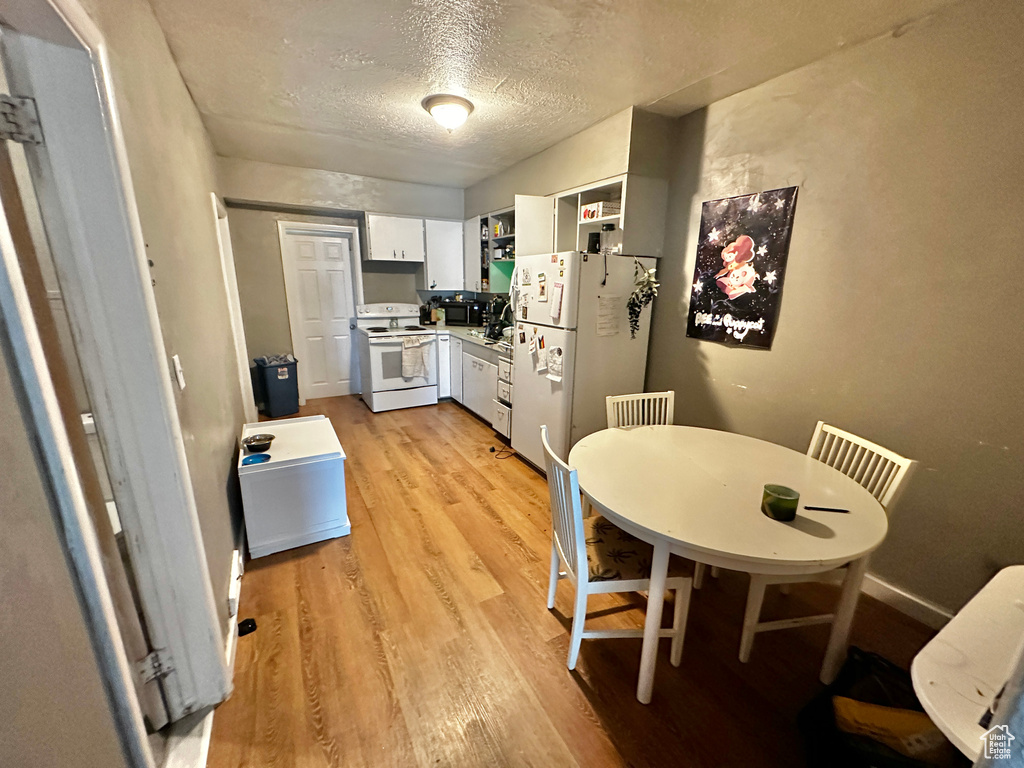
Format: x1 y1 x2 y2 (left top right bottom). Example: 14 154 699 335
365 214 425 262
423 219 464 290
514 194 555 257
463 215 482 292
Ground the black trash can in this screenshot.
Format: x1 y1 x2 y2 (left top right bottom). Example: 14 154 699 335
252 355 299 418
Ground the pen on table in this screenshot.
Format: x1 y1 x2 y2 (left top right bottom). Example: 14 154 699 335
803 505 850 513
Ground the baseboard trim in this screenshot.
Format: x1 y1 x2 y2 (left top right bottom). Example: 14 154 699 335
863 573 953 630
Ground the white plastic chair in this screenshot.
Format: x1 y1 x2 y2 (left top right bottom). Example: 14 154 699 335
738 421 917 662
542 425 693 672
606 391 675 429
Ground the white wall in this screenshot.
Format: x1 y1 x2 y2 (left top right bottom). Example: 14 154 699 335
647 0 1024 614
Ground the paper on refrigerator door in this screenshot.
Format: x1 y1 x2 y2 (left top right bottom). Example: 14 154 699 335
596 295 624 337
550 282 564 321
534 334 547 372
546 345 563 382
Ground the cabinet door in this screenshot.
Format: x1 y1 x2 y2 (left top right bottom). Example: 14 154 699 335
425 219 463 290
514 194 555 257
480 359 497 424
366 213 399 261
393 216 425 262
463 215 481 292
437 334 451 398
463 353 497 424
450 338 463 403
366 214 425 262
462 354 481 416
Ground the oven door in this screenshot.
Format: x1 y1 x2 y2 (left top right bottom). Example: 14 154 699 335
368 337 438 390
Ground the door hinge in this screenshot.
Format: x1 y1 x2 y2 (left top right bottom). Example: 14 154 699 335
135 649 174 684
0 95 43 145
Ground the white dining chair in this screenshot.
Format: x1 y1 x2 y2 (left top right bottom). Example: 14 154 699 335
590 391 676 521
541 425 693 671
738 421 917 662
606 391 675 429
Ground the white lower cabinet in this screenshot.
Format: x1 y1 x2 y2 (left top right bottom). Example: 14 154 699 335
462 352 497 425
450 338 463 403
492 401 511 438
437 333 451 398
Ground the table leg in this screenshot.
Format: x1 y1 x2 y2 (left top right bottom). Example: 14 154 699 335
637 539 670 704
821 556 869 684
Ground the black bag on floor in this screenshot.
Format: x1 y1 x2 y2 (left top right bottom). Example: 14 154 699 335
798 647 970 768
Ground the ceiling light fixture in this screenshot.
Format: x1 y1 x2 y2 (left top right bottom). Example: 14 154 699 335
422 94 474 132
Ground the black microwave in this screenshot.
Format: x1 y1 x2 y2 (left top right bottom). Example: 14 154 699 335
442 300 485 326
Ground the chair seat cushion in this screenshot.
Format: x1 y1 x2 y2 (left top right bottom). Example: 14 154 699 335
584 515 692 582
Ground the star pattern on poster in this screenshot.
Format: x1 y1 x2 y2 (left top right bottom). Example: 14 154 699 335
685 186 799 350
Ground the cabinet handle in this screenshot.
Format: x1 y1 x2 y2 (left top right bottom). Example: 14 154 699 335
402 250 406 259
393 249 397 258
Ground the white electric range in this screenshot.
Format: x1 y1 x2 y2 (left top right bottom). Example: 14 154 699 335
356 303 438 412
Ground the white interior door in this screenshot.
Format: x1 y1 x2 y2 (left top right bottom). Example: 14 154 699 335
279 224 362 401
1 18 229 734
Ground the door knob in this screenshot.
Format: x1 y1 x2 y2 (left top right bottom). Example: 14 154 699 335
349 323 355 329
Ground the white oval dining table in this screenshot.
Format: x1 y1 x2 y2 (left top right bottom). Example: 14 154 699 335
568 425 889 703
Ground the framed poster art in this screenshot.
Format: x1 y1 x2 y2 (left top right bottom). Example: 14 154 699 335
685 187 798 349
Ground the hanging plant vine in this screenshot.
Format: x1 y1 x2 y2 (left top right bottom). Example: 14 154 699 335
627 257 659 338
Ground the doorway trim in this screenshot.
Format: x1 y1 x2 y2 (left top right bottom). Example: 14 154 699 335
212 193 258 423
1 0 230 736
276 220 364 403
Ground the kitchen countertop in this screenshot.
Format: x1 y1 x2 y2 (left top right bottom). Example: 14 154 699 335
435 325 512 355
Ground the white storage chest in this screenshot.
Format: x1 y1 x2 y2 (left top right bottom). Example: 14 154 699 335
238 415 350 558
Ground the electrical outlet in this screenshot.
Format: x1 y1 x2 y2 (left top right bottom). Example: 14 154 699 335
171 354 186 391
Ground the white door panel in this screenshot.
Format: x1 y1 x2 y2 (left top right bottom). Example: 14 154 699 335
281 227 359 399
425 219 463 290
299 270 321 320
510 323 576 469
514 194 555 257
463 216 481 292
513 251 581 330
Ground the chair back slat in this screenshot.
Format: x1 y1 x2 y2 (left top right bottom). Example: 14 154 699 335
541 425 587 581
807 421 916 514
606 391 675 428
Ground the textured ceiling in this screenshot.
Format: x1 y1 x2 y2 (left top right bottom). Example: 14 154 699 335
147 0 958 188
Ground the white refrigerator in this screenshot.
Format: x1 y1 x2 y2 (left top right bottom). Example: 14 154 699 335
510 251 657 469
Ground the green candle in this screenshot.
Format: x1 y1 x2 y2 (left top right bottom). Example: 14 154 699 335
762 484 800 522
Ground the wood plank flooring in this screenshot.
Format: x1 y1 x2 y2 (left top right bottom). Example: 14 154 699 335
207 396 935 768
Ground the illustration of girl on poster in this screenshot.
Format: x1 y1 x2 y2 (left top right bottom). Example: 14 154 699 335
685 187 798 349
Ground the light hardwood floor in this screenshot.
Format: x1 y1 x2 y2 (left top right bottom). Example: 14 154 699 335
207 396 934 768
